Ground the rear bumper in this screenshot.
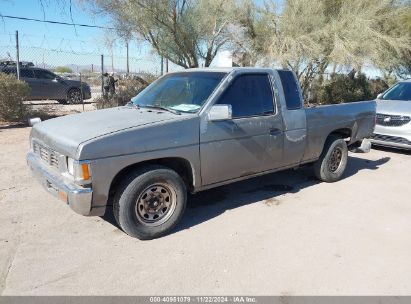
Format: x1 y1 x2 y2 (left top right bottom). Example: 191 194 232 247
27 152 93 215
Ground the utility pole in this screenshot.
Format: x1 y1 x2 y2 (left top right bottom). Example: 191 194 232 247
111 53 114 73
15 30 20 80
165 58 169 73
161 56 164 75
101 54 104 95
126 41 130 75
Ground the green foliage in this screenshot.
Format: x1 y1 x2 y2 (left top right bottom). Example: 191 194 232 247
369 78 391 97
54 66 73 73
249 0 410 98
0 73 30 122
311 73 389 105
91 0 245 68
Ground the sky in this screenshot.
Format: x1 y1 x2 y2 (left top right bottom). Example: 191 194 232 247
0 0 381 77
0 1 105 42
0 0 162 73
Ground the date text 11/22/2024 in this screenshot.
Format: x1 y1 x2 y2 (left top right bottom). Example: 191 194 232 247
149 297 257 303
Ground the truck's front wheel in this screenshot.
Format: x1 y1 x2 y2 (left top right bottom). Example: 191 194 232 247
113 165 187 240
314 135 348 183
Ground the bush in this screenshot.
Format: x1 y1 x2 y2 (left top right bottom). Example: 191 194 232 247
369 78 389 97
54 66 73 73
95 76 155 109
0 73 30 122
313 73 373 104
308 72 394 105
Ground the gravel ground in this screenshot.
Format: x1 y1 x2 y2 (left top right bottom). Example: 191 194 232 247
0 126 410 295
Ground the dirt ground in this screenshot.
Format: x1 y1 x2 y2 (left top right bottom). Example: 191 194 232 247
0 126 410 295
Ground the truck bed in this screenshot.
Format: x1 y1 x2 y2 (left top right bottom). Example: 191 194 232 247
303 101 376 161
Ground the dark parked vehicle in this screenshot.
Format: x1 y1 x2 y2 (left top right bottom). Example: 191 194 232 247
0 64 91 104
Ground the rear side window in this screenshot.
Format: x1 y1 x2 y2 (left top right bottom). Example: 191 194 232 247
20 69 35 78
217 74 274 118
278 70 302 110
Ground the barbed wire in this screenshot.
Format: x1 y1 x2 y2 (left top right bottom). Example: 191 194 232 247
0 44 161 64
1 32 93 44
0 14 115 30
0 32 157 60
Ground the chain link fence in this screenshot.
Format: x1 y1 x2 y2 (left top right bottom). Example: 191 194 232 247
0 31 180 121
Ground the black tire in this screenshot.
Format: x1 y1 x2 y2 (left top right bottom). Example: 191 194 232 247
113 165 187 240
67 88 82 104
314 135 348 183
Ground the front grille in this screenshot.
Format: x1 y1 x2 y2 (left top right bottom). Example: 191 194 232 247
376 113 411 127
371 134 411 146
33 141 60 168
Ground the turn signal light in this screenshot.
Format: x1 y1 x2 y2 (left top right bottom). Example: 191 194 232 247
81 163 90 180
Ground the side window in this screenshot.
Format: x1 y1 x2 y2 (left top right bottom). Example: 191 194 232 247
277 70 302 110
20 69 35 78
34 69 56 80
217 74 274 118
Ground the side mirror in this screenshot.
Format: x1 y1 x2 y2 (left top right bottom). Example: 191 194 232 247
376 93 383 100
208 104 232 121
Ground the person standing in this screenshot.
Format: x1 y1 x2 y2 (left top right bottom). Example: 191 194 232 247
102 73 110 98
108 73 118 98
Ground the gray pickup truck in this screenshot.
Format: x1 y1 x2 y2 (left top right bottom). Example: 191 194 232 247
27 68 376 239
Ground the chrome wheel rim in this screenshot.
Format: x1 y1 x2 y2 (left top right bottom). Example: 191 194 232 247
135 183 177 226
328 147 343 172
68 90 81 103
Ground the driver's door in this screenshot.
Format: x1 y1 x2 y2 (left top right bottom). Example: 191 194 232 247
200 73 284 186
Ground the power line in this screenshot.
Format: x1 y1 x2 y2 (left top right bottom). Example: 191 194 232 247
0 14 115 30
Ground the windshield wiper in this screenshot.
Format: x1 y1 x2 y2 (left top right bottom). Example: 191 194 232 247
137 104 181 115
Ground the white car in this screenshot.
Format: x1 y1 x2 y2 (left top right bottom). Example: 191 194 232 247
372 80 411 150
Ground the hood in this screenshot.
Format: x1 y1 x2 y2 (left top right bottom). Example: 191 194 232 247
376 99 411 115
31 106 184 157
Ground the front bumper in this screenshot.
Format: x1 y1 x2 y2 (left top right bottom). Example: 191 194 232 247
83 89 92 100
27 152 93 215
371 121 411 150
371 133 411 150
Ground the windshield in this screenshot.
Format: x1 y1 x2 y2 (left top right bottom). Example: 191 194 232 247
131 72 227 113
382 82 411 101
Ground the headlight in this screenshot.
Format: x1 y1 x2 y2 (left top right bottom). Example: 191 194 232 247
66 157 91 183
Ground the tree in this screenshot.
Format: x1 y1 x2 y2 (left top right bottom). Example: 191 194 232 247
247 0 411 98
54 66 73 73
388 3 411 78
103 31 117 72
89 0 245 68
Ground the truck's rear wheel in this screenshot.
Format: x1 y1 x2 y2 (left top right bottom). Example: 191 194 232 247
113 165 187 240
314 135 348 183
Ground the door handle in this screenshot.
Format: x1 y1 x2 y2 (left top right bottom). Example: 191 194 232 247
269 128 281 135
